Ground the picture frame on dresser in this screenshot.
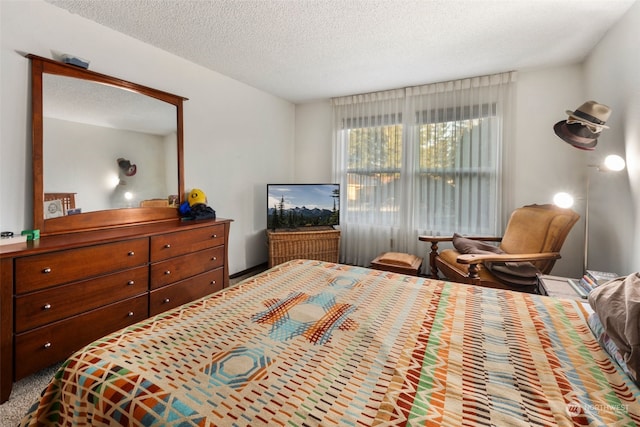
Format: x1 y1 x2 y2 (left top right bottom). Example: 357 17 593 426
43 199 64 219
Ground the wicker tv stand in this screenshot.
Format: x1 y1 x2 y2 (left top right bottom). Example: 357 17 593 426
266 227 340 267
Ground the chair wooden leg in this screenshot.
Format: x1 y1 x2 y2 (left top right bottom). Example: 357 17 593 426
467 263 483 286
468 263 479 279
429 242 440 279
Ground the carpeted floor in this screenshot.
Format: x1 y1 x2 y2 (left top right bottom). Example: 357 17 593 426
0 362 61 426
0 265 267 426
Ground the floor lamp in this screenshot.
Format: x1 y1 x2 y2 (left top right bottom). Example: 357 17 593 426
583 154 626 272
552 101 623 273
555 154 627 273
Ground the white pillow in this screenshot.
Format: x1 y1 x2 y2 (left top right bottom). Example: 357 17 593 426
589 272 640 383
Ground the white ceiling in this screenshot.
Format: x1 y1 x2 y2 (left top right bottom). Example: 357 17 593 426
46 0 635 103
44 73 177 135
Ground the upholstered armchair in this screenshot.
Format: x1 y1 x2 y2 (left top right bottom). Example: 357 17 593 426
419 204 580 293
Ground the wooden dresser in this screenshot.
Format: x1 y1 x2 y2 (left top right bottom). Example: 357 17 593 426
0 218 231 402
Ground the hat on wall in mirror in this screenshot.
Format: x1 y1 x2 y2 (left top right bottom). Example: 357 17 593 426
554 100 611 150
117 158 137 176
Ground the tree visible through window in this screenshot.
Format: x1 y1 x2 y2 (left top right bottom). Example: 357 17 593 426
345 111 498 235
332 72 514 266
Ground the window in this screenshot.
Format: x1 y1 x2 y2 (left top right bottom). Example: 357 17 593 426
332 73 515 267
415 105 499 235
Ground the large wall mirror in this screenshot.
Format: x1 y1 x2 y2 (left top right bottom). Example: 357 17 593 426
29 54 186 235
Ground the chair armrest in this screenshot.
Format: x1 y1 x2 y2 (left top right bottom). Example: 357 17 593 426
418 236 454 243
456 252 561 264
419 234 502 279
418 235 502 243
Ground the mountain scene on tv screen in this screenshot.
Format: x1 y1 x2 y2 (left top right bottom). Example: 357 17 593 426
268 184 339 230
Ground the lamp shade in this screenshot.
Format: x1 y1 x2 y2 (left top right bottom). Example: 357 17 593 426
602 154 625 172
553 192 574 209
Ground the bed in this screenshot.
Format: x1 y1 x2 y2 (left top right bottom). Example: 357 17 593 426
20 260 640 426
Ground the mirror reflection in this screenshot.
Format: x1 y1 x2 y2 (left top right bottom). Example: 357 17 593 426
42 74 178 217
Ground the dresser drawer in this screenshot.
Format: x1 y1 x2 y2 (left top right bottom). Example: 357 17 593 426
15 266 148 333
150 224 225 262
14 294 147 380
150 246 224 289
149 268 224 316
15 238 149 293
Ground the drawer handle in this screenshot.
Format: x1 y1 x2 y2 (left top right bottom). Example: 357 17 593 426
163 298 170 303
211 256 217 261
127 280 135 286
164 270 171 275
212 234 217 238
128 251 135 256
43 342 52 349
43 303 51 310
164 244 171 249
210 280 216 285
42 267 52 274
128 311 134 317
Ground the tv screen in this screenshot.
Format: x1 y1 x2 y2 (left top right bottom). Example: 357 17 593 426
267 183 340 230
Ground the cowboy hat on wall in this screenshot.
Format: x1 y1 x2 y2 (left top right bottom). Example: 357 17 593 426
554 100 611 150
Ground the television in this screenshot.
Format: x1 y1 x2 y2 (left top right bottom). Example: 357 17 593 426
267 183 340 230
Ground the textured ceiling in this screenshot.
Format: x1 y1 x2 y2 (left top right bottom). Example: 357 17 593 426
44 73 177 135
46 0 635 103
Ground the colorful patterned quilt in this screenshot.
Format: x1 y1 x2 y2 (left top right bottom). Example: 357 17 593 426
21 260 640 426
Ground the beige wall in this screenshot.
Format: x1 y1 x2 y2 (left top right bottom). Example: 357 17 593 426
294 66 587 278
583 0 640 275
0 0 295 274
296 3 640 277
2 0 637 276
294 0 640 278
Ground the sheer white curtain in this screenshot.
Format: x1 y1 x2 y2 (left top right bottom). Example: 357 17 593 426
332 72 516 269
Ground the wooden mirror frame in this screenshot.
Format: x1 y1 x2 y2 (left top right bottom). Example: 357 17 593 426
28 54 187 235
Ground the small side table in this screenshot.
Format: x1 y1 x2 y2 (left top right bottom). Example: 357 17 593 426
371 252 423 276
266 228 340 268
537 275 587 301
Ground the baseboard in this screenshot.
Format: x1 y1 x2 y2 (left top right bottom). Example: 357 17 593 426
230 262 268 279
